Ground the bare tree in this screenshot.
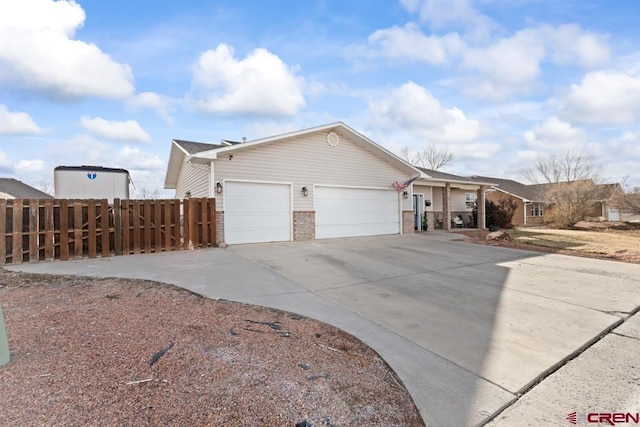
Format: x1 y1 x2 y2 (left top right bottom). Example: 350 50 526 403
399 145 454 171
138 187 160 199
524 150 602 227
37 181 54 196
523 150 600 184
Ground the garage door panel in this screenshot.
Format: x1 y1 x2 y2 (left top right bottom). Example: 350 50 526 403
315 187 400 239
225 182 291 244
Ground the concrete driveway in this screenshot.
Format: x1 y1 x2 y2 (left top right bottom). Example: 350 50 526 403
8 232 640 426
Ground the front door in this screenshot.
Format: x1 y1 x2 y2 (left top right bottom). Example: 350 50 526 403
413 194 424 230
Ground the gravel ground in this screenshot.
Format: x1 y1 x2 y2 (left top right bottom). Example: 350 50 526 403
0 269 423 427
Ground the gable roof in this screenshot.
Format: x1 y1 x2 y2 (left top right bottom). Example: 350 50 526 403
418 168 495 186
165 122 422 189
471 175 546 201
0 178 53 199
595 183 622 200
173 139 221 154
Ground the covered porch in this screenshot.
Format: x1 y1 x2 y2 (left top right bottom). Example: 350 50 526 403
409 169 495 232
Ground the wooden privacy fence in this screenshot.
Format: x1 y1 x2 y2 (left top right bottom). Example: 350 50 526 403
0 198 216 266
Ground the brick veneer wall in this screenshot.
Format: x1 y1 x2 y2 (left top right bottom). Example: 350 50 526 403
293 211 315 241
427 211 436 231
215 210 225 245
402 210 414 234
477 186 486 229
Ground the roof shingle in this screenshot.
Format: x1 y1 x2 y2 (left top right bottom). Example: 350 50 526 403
0 178 53 199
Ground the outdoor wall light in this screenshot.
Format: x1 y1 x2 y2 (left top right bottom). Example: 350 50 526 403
301 186 309 197
402 191 409 199
215 182 223 195
184 190 191 198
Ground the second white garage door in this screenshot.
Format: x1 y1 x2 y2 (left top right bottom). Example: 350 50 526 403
224 181 291 244
315 186 400 239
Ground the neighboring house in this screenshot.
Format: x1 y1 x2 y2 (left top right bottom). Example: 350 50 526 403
592 183 623 221
164 122 490 246
472 176 623 226
0 178 53 200
471 176 547 226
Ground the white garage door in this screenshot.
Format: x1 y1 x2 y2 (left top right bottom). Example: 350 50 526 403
315 186 400 239
224 181 291 244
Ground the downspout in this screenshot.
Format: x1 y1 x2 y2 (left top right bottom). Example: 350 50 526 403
208 161 215 198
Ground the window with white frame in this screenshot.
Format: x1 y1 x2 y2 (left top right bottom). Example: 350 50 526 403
465 192 476 208
530 203 544 216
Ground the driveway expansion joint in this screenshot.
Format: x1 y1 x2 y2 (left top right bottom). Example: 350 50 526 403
479 308 640 426
611 332 640 341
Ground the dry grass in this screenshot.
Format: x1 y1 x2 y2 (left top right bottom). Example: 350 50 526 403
508 227 640 257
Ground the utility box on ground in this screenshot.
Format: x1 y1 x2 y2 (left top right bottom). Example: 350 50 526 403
54 166 131 201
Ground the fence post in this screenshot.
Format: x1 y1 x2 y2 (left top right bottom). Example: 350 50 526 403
44 199 54 262
154 201 162 253
114 199 122 256
28 199 38 263
73 201 83 259
12 199 22 265
100 200 109 257
0 199 6 266
209 198 216 246
87 199 97 258
132 200 140 254
59 199 69 261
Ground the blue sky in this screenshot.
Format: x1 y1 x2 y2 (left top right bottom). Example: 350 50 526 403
1 0 640 197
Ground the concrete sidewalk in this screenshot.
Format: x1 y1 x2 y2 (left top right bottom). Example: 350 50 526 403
8 233 640 426
488 312 640 426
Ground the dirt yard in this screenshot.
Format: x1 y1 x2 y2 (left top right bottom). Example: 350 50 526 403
458 223 640 264
0 270 423 427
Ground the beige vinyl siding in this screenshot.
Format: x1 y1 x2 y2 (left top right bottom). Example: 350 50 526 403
214 130 412 211
175 158 209 199
451 190 474 211
432 187 443 212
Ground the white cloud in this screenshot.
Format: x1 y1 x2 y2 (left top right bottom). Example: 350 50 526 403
523 117 587 150
0 104 42 134
127 92 175 123
0 0 134 99
466 29 545 83
189 44 306 116
369 81 481 143
559 71 640 125
15 158 45 172
0 150 12 171
366 23 463 65
462 24 610 99
361 20 610 100
399 0 495 38
543 24 611 68
117 146 164 170
81 116 151 143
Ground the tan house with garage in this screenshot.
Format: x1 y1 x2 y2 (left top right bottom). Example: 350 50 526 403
164 122 489 245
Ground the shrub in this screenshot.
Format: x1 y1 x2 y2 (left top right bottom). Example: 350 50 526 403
486 196 518 229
